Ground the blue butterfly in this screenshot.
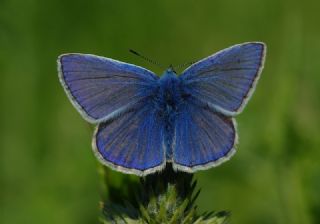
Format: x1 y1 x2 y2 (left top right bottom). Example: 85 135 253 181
58 42 266 176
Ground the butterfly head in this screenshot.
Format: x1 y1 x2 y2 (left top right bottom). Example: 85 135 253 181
161 65 177 79
167 64 176 74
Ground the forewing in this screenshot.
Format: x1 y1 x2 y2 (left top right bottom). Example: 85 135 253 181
173 100 237 172
93 102 165 176
58 54 158 123
180 42 266 116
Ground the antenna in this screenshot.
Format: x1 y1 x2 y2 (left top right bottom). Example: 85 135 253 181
173 61 196 70
129 49 163 68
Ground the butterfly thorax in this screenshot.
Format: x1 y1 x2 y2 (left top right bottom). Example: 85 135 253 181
159 69 180 106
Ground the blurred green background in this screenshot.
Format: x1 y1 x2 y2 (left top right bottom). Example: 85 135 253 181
1 0 320 223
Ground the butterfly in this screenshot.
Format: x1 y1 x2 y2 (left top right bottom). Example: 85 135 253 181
58 42 266 176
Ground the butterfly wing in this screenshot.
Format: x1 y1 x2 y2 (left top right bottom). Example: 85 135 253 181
179 42 266 116
58 53 158 123
93 101 166 176
173 42 265 171
172 100 237 172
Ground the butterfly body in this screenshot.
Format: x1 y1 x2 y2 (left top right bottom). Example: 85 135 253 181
58 42 266 176
157 68 182 158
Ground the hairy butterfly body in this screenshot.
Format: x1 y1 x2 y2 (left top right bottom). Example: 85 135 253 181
58 42 266 176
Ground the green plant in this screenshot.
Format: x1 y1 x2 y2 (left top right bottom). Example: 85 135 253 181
101 166 230 224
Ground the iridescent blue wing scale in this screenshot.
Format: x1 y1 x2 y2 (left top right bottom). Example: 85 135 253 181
172 100 237 172
93 101 166 176
179 42 266 116
173 42 265 171
58 53 158 123
58 54 165 175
